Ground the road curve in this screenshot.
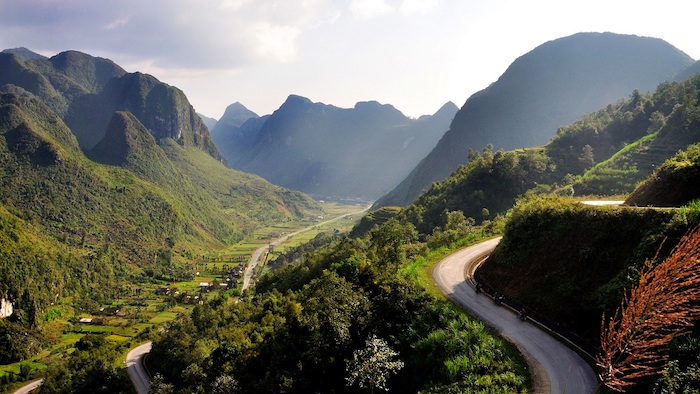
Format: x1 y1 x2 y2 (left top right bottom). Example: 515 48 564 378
433 238 598 394
12 341 152 394
242 205 371 290
126 342 152 394
12 379 43 394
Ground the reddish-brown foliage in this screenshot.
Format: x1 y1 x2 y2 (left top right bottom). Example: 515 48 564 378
597 226 700 392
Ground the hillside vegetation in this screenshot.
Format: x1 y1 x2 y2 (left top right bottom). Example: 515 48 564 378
480 196 682 342
626 144 700 206
148 219 529 393
375 73 700 239
376 32 694 208
550 74 700 195
399 147 556 234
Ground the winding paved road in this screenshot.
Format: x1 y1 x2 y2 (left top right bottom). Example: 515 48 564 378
12 379 42 394
13 342 152 394
433 237 598 393
126 342 152 394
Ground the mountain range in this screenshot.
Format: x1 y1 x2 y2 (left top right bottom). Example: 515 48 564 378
212 96 458 200
0 49 221 159
374 32 696 207
4 31 700 392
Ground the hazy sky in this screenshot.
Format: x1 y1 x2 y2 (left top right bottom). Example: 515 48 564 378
1 0 698 119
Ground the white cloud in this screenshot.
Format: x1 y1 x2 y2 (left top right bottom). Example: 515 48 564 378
0 0 341 71
399 0 439 15
218 0 254 11
349 0 394 19
250 22 300 63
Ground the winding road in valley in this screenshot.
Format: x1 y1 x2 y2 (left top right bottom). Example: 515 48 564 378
126 342 152 394
12 343 152 394
241 204 371 291
120 204 370 393
12 379 42 394
433 237 599 393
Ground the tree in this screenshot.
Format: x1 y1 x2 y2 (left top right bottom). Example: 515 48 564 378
444 210 473 232
346 335 404 393
369 219 417 265
211 374 240 394
579 144 595 169
149 374 175 394
481 208 490 223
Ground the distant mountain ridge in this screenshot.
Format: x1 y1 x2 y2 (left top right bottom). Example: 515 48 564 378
198 112 218 131
1 47 47 61
374 32 695 208
216 95 458 200
210 102 263 166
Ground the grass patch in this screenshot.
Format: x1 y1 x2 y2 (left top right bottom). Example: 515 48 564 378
401 231 489 298
105 335 131 342
150 311 179 324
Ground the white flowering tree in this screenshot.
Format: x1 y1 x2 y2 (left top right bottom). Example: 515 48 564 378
346 334 404 393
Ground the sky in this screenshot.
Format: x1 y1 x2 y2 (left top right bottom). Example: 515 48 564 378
0 0 698 120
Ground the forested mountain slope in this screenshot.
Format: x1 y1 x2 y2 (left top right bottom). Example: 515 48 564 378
0 50 221 158
549 74 700 195
392 72 700 233
375 32 695 208
0 50 321 364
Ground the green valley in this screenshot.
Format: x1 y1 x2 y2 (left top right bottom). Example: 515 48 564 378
0 49 326 392
4 31 700 394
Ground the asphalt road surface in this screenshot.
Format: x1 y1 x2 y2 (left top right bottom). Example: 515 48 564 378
12 379 42 394
242 204 371 290
433 237 599 393
126 342 153 394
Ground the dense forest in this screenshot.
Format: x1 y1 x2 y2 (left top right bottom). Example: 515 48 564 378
146 219 529 393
